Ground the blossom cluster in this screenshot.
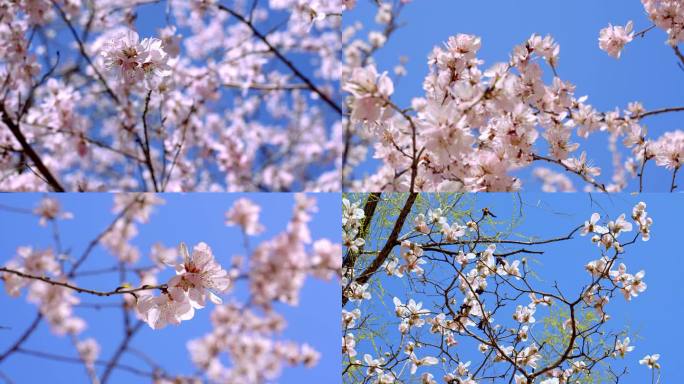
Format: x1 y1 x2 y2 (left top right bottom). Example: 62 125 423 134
2 246 86 335
343 1 684 192
642 0 684 44
136 242 231 330
100 30 172 90
341 197 369 300
101 193 165 264
1 0 343 192
171 194 340 383
582 202 653 305
187 302 320 383
248 194 341 306
598 21 634 59
1 198 85 336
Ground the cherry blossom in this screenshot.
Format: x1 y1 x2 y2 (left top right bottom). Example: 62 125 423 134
642 0 684 44
409 353 438 375
342 197 365 226
581 213 606 236
1 0 342 192
34 196 73 226
225 198 265 235
343 334 357 357
76 338 101 369
136 289 196 330
168 242 231 308
343 64 394 122
1 260 25 297
513 304 537 324
342 1 684 192
311 238 343 279
599 21 634 58
363 353 384 375
28 280 86 335
101 30 172 88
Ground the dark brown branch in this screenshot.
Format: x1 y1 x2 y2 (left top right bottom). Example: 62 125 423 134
343 193 417 306
0 267 164 297
673 45 684 69
100 320 144 383
420 225 581 248
1 105 65 191
343 193 382 271
140 90 159 192
216 4 341 115
15 347 156 378
532 154 607 193
50 0 121 105
0 313 43 364
636 105 684 119
670 165 680 192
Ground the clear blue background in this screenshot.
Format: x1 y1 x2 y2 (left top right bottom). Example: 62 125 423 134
347 193 683 382
346 0 684 191
0 193 341 383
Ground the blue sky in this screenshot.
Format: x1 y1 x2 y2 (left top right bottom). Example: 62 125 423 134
347 193 683 383
0 193 341 383
345 0 684 191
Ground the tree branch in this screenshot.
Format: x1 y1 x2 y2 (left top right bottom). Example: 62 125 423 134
343 193 417 306
1 105 65 191
100 320 144 384
216 4 341 115
50 0 121 105
0 268 164 297
343 192 382 271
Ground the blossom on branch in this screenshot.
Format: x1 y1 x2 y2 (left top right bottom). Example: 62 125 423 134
599 21 634 58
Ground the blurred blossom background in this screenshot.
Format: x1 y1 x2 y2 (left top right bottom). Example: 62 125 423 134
0 193 340 383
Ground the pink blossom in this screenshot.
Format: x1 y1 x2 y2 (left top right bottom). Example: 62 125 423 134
169 242 231 308
34 197 73 226
76 338 101 368
344 65 394 122
225 198 265 235
599 21 634 58
101 29 172 89
136 289 195 330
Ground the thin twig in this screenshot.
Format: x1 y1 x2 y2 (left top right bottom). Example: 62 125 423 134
0 268 164 297
141 90 159 192
15 347 156 378
100 320 144 384
68 196 143 277
0 313 43 364
673 45 684 69
50 0 121 105
635 105 684 119
216 4 341 115
532 154 607 193
1 105 65 191
670 166 679 192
